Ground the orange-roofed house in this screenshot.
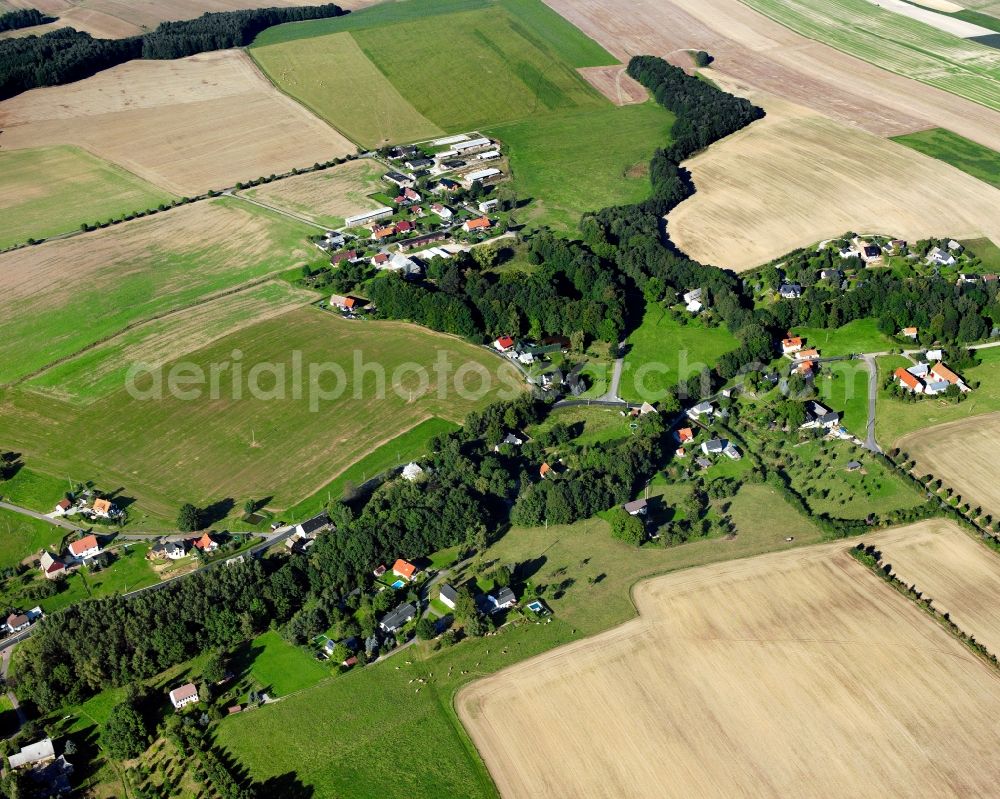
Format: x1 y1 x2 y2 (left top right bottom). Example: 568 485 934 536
539 462 552 479
494 336 515 352
330 294 356 311
68 534 100 561
795 360 814 377
794 348 820 361
675 447 687 458
92 498 113 517
392 559 417 581
781 336 803 355
676 427 694 444
194 533 218 553
901 327 918 339
930 362 970 392
372 225 396 240
895 367 924 393
462 216 492 233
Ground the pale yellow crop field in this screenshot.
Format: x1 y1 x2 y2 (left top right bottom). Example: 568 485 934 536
898 411 1000 521
459 526 1000 798
877 520 1000 654
0 50 355 196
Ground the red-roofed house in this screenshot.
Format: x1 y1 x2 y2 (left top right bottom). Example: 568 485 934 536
331 249 357 265
794 348 820 361
372 225 396 240
194 533 218 553
930 362 970 391
494 336 515 352
68 535 100 561
330 294 357 311
463 216 492 233
781 336 803 355
39 552 66 580
675 427 694 444
372 253 389 266
392 559 417 581
54 498 72 514
895 367 924 393
539 462 552 479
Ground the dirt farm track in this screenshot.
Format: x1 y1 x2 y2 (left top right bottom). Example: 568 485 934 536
458 521 1000 798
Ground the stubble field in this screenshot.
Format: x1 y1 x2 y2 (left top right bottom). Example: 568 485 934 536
0 50 356 196
459 523 1000 798
876 520 1000 654
665 87 1000 270
543 0 1000 150
897 411 1000 520
240 158 386 228
0 0 373 38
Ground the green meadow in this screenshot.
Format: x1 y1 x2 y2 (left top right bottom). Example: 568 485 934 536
488 102 674 230
0 508 66 570
0 146 175 250
892 128 1000 190
621 305 738 403
743 0 1000 111
0 309 519 519
251 0 616 146
0 197 318 385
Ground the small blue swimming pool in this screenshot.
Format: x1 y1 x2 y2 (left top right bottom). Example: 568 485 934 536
391 579 405 589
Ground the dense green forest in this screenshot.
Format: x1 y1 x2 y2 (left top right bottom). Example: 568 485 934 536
0 4 344 99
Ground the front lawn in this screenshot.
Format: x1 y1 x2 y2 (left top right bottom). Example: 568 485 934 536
794 318 894 356
234 630 330 697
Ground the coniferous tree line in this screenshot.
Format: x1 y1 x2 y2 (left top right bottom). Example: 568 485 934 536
0 8 56 32
0 4 344 100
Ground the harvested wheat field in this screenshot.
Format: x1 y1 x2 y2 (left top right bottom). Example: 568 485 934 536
459 529 1000 798
0 0 373 38
239 159 385 228
576 66 648 105
898 412 1000 521
876 520 1000 655
0 50 355 196
666 86 1000 269
544 0 1000 150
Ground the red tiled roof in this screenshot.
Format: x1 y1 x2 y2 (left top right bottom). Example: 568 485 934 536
895 367 921 391
69 535 98 557
496 336 514 349
540 462 552 478
464 216 491 230
677 427 694 443
194 533 216 550
392 558 416 579
931 362 961 384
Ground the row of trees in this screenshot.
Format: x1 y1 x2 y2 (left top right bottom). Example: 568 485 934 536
0 4 345 99
0 8 55 32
